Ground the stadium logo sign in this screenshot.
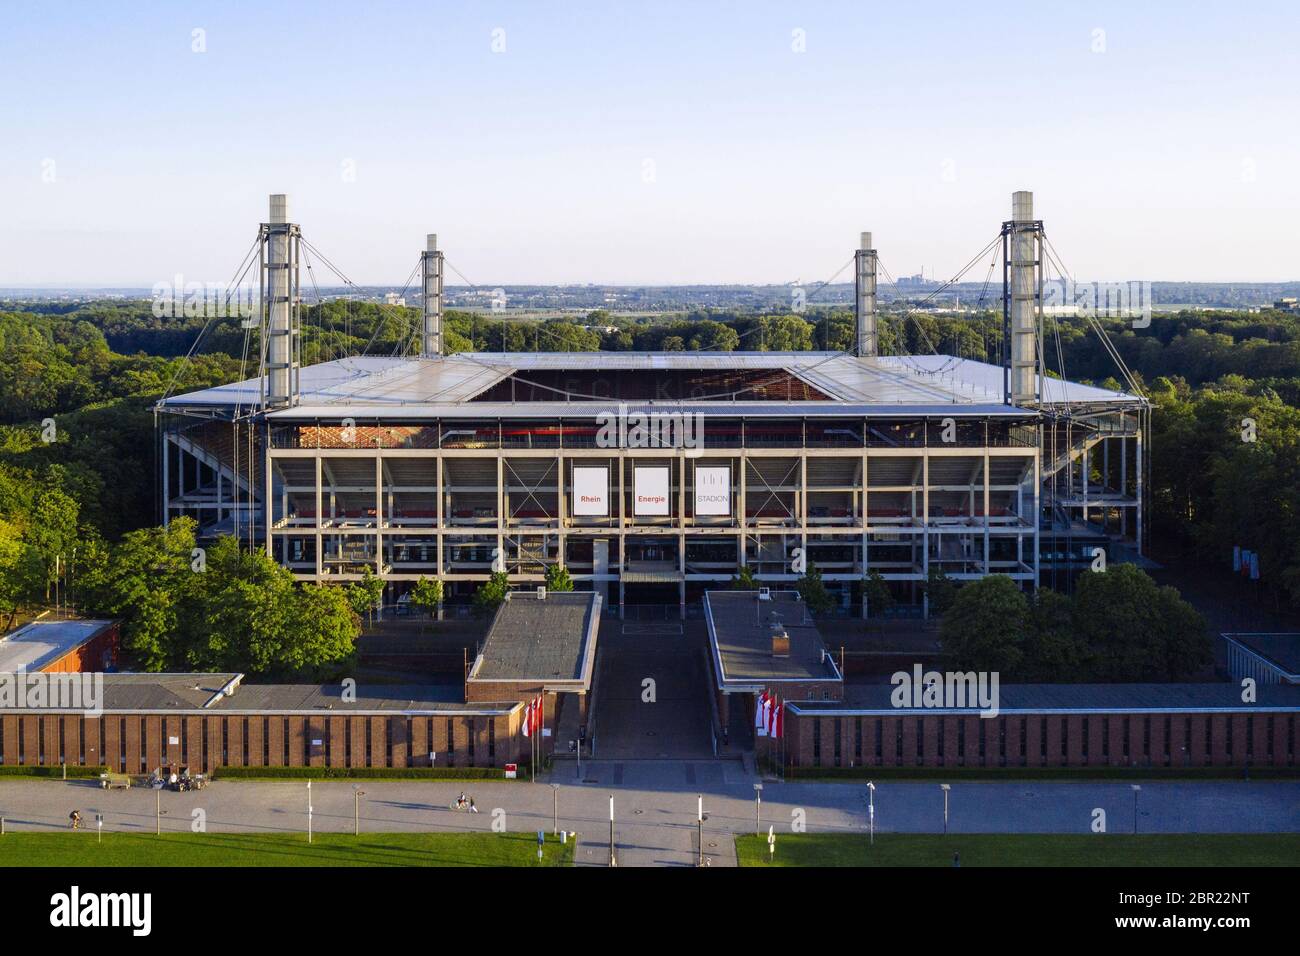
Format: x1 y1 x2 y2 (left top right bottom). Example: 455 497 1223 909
0 670 104 717
151 274 255 319
49 886 152 937
890 664 1000 718
595 404 704 450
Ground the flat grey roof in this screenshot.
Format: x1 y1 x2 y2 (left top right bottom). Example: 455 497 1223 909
3 673 518 715
1223 633 1300 677
468 591 601 686
210 682 511 714
704 590 842 686
159 352 1140 418
97 673 241 711
0 619 115 672
790 681 1300 715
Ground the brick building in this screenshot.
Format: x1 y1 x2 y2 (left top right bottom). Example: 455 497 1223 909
0 673 527 773
0 619 119 674
780 683 1300 771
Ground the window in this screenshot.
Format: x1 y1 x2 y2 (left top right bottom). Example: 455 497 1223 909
833 718 842 768
854 718 862 766
812 719 822 767
1102 718 1110 758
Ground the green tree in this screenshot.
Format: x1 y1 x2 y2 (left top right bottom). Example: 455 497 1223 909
409 576 444 618
1071 563 1210 681
80 518 198 670
473 571 511 616
345 566 385 625
545 563 574 592
732 565 757 590
0 518 41 629
27 487 79 600
939 575 1028 674
1021 588 1086 681
863 569 893 618
796 562 834 615
924 566 957 616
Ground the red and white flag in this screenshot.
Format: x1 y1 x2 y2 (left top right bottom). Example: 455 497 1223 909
771 697 784 740
755 690 769 737
521 698 533 737
530 694 544 735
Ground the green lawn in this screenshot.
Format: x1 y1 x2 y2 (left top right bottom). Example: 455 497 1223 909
0 832 574 867
735 833 1300 867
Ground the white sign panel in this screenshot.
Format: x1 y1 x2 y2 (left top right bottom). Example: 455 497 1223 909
694 465 731 516
633 466 670 516
572 466 609 516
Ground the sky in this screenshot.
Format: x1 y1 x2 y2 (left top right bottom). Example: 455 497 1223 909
1 0 1297 286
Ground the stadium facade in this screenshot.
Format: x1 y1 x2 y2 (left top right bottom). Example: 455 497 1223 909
156 194 1149 618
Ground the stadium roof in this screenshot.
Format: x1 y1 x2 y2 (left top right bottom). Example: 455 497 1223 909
158 352 1141 419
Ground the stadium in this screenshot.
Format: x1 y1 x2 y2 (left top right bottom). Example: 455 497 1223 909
156 192 1149 618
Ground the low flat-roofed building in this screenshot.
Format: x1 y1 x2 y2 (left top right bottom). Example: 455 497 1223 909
780 681 1300 772
1222 633 1300 685
704 590 843 744
466 590 601 740
0 619 119 674
0 672 527 773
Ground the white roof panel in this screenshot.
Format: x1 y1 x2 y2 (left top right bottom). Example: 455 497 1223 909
160 351 1140 417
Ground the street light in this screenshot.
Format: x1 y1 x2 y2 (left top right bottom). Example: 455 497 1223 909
307 780 314 844
753 782 763 837
550 783 560 835
940 783 951 836
608 795 616 868
697 794 704 868
353 786 366 836
867 781 875 846
1130 784 1141 835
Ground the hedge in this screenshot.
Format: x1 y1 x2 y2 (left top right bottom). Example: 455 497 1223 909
0 765 108 779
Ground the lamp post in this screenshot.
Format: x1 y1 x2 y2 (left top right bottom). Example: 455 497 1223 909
550 783 560 835
155 790 163 835
867 781 875 846
753 782 763 837
307 780 313 844
940 783 951 836
1130 784 1141 835
353 786 366 836
697 794 704 868
608 795 616 867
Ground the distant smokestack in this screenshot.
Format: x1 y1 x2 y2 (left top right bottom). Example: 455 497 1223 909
1008 191 1040 406
264 193 299 408
854 231 878 357
421 233 444 358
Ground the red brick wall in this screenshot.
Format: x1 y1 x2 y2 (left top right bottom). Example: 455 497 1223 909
785 710 1299 771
